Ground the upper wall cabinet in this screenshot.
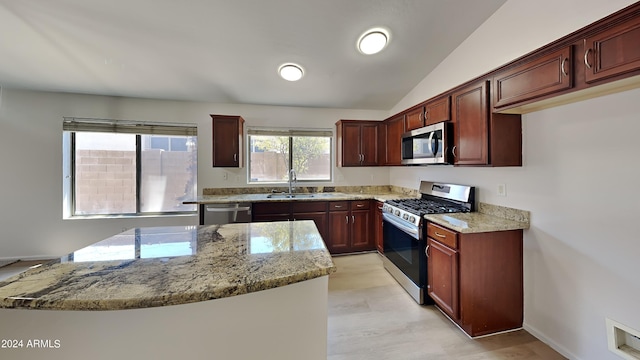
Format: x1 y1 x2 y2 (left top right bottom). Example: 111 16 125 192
493 46 573 110
583 15 640 84
336 120 379 167
404 96 451 132
211 115 244 167
452 81 522 166
381 114 405 166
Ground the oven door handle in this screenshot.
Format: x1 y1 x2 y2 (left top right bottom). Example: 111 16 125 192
383 213 420 240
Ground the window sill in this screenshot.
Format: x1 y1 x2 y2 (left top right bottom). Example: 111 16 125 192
63 213 197 221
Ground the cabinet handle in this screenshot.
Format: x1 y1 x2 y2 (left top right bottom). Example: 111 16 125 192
334 205 343 208
425 244 430 258
362 154 365 162
434 232 446 238
233 153 237 162
584 48 592 69
345 215 349 224
561 58 568 77
378 206 383 210
352 215 355 223
419 112 423 122
452 145 457 158
357 204 364 208
425 110 429 120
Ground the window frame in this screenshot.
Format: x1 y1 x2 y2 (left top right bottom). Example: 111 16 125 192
247 128 333 185
63 118 198 219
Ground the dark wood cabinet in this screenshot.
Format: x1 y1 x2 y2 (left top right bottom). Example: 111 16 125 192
426 222 523 337
381 114 404 166
493 46 573 109
584 15 640 84
424 96 451 126
452 80 522 166
374 201 384 253
404 107 424 131
336 120 379 167
451 81 489 165
211 115 244 167
427 237 459 320
327 200 374 254
252 201 328 242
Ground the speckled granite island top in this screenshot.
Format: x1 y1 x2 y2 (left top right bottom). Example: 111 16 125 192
0 221 336 311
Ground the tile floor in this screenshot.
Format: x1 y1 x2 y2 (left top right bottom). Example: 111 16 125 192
327 253 567 360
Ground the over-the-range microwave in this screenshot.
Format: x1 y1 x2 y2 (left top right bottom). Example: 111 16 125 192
401 121 452 165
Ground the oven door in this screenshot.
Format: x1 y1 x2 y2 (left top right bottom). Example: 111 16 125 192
382 213 426 288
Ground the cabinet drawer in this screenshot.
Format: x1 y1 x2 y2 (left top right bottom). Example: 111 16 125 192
351 200 370 210
292 201 327 213
329 201 349 211
427 223 458 249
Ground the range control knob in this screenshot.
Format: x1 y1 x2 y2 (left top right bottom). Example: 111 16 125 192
409 216 416 223
402 214 409 220
394 210 400 216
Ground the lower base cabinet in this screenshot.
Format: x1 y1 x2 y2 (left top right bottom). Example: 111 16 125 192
252 200 375 255
374 201 384 253
426 222 523 337
327 200 375 254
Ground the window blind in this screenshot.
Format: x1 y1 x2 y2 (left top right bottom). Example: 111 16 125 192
63 117 197 136
247 127 332 137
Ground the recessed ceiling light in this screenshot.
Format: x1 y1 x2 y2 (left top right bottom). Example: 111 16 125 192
278 63 304 81
357 28 390 55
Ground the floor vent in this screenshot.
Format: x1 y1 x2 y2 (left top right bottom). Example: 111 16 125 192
608 318 640 359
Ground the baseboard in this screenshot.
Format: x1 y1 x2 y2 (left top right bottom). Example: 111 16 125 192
524 322 581 360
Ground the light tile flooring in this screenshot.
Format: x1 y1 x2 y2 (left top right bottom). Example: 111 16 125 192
328 253 567 360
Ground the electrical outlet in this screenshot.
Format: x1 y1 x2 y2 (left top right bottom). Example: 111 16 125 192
497 184 507 196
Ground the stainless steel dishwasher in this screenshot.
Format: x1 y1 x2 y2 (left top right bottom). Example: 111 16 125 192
200 203 252 225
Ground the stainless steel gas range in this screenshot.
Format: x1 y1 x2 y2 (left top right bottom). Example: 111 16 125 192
382 181 475 304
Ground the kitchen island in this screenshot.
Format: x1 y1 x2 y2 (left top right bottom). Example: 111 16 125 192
0 221 335 360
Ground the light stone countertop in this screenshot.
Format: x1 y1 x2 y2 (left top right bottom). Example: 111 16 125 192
425 203 530 233
183 192 417 204
0 221 336 311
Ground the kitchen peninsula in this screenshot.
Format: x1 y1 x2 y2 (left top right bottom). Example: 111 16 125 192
0 221 335 360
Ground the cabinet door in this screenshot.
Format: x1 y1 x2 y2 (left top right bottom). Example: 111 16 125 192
294 212 328 243
493 46 573 109
384 115 405 165
584 16 640 83
328 211 350 254
350 209 373 251
252 202 290 222
427 238 459 320
360 123 378 166
212 115 243 167
424 96 450 126
340 123 363 166
405 107 424 131
451 81 489 165
374 201 384 253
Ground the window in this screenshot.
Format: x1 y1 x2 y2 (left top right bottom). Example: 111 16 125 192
248 128 332 183
63 118 197 217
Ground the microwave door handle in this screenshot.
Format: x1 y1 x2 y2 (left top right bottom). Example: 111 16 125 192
428 131 437 156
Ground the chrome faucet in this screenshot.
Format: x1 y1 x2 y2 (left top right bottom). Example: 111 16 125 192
288 169 297 195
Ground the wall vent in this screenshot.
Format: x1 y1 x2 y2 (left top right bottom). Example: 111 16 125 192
607 318 640 359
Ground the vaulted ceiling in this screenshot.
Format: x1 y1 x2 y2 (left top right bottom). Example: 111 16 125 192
0 0 507 110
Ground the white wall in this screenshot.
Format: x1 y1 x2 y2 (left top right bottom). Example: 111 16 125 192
0 89 387 259
389 0 640 359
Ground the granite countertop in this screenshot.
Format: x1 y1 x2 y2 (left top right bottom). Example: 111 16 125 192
0 221 336 311
184 192 416 204
425 203 530 233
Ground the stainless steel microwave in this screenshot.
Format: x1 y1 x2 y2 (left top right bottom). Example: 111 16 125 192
401 121 452 165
